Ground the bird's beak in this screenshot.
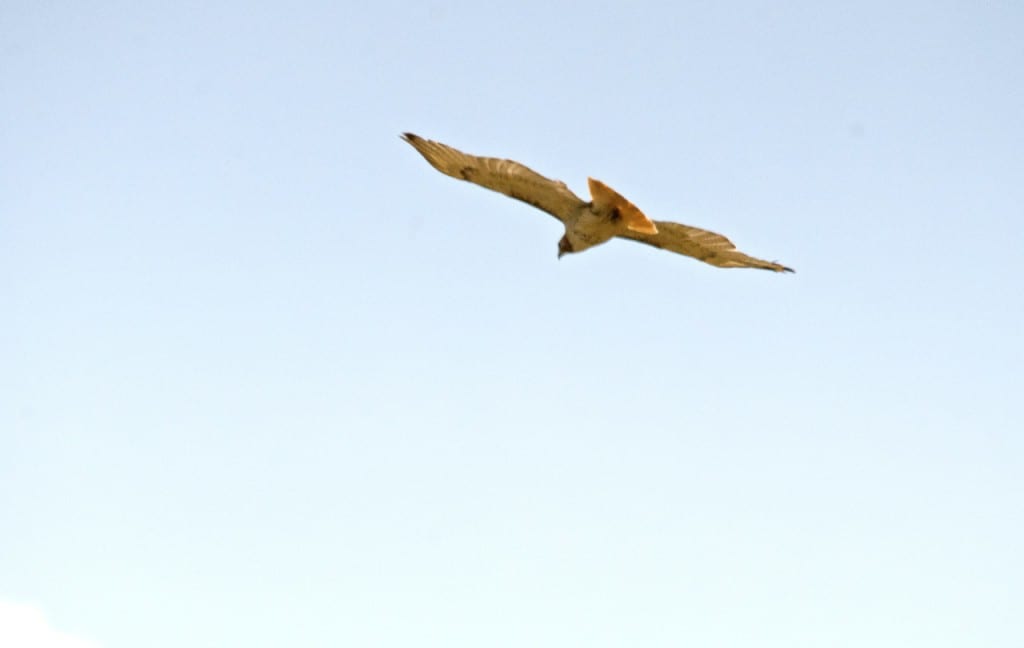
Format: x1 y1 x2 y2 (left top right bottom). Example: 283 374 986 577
558 249 565 260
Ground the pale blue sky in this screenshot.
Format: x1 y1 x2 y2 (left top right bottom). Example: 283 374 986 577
2 1 1022 647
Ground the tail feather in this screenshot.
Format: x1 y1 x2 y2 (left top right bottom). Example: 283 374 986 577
587 178 658 235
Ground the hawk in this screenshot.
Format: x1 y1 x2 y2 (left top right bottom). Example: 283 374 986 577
402 133 793 273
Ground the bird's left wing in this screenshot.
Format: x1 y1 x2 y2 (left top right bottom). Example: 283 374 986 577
402 133 586 223
619 221 794 272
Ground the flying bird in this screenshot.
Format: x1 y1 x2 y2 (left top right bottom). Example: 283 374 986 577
402 133 793 273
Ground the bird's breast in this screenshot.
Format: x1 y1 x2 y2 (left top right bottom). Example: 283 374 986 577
564 207 619 253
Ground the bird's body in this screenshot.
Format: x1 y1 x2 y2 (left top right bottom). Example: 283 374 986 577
561 206 615 255
401 133 793 273
556 177 657 255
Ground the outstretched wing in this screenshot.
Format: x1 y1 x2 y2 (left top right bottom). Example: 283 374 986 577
402 133 586 223
619 221 794 272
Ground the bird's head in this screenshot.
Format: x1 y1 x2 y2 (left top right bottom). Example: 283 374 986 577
557 235 574 259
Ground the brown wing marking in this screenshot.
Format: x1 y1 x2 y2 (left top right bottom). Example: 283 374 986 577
620 221 794 272
402 133 586 223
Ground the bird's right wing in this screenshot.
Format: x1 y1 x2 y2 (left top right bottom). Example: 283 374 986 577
402 133 586 223
620 221 794 272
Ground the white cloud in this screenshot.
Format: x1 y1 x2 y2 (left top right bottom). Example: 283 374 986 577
0 601 99 648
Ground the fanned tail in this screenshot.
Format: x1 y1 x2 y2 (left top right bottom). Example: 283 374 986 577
587 178 658 234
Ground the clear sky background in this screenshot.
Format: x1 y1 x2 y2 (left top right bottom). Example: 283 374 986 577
2 2 1022 647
